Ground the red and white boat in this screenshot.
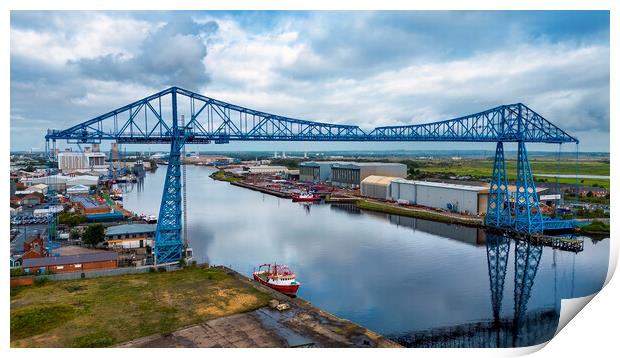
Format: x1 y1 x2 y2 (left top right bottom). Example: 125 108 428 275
253 263 300 296
291 192 321 202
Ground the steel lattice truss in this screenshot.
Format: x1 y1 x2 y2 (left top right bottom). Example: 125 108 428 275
45 87 579 263
46 87 578 144
486 143 512 228
514 142 545 233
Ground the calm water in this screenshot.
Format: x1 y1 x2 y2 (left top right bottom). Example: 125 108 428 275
122 165 609 347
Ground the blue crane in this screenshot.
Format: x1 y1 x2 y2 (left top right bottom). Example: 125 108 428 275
45 86 579 264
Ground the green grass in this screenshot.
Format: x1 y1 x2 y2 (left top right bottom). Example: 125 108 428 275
11 304 79 341
579 220 610 235
210 170 242 183
417 159 610 188
356 200 480 226
72 331 115 348
10 266 272 347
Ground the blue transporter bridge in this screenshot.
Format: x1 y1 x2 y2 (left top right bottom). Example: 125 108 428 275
46 87 579 264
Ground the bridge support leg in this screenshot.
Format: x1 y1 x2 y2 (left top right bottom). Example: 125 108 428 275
154 89 184 264
514 141 543 234
486 142 512 228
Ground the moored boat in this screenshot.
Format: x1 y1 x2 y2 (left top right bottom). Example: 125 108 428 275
292 192 321 202
253 263 300 296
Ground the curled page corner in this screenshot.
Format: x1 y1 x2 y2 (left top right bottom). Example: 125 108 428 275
554 293 597 336
604 231 618 286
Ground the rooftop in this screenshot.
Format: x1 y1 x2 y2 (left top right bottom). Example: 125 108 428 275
22 251 118 268
106 223 157 236
392 178 490 192
72 196 107 208
331 162 406 168
362 175 401 186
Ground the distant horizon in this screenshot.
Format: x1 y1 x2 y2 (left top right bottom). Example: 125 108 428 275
11 148 610 155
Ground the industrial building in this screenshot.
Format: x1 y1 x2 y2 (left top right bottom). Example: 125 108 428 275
105 223 156 249
299 161 407 187
58 150 107 171
390 179 489 215
66 184 90 195
71 196 110 215
331 162 407 188
360 176 400 199
360 175 553 216
247 165 289 174
360 176 489 215
299 161 341 182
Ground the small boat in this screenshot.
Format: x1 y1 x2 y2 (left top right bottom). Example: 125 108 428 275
253 263 300 296
292 192 321 202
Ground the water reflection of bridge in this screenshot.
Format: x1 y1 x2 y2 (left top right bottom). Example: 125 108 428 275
389 308 557 348
330 202 579 347
390 233 562 348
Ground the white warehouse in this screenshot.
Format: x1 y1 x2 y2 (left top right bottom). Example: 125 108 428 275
360 176 490 215
390 179 489 215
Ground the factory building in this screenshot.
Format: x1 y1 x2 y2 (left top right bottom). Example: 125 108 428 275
247 166 289 174
58 150 107 171
390 179 489 215
331 162 407 188
299 161 341 182
360 176 489 215
71 196 110 215
360 176 400 199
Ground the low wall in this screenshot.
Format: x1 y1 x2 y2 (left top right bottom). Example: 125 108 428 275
10 276 35 286
11 265 181 285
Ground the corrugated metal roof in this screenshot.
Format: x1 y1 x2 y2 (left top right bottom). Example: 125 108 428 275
22 251 118 268
72 196 107 208
332 162 406 168
105 223 157 236
361 175 400 186
391 178 489 192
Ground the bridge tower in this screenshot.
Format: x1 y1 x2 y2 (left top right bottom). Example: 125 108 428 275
514 142 544 233
153 88 186 264
486 142 512 228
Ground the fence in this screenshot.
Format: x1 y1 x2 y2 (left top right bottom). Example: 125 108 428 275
12 264 181 284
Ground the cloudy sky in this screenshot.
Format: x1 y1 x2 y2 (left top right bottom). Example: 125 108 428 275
10 11 609 152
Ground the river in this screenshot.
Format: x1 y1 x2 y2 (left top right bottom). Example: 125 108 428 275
121 165 609 348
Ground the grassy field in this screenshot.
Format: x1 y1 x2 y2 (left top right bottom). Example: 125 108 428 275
577 220 611 235
10 266 272 347
417 159 610 188
210 169 242 183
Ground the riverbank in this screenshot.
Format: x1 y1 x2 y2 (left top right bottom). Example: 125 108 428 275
10 265 399 348
576 220 611 236
355 199 484 227
209 169 242 183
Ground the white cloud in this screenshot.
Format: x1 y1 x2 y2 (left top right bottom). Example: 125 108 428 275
11 13 153 64
10 11 610 151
